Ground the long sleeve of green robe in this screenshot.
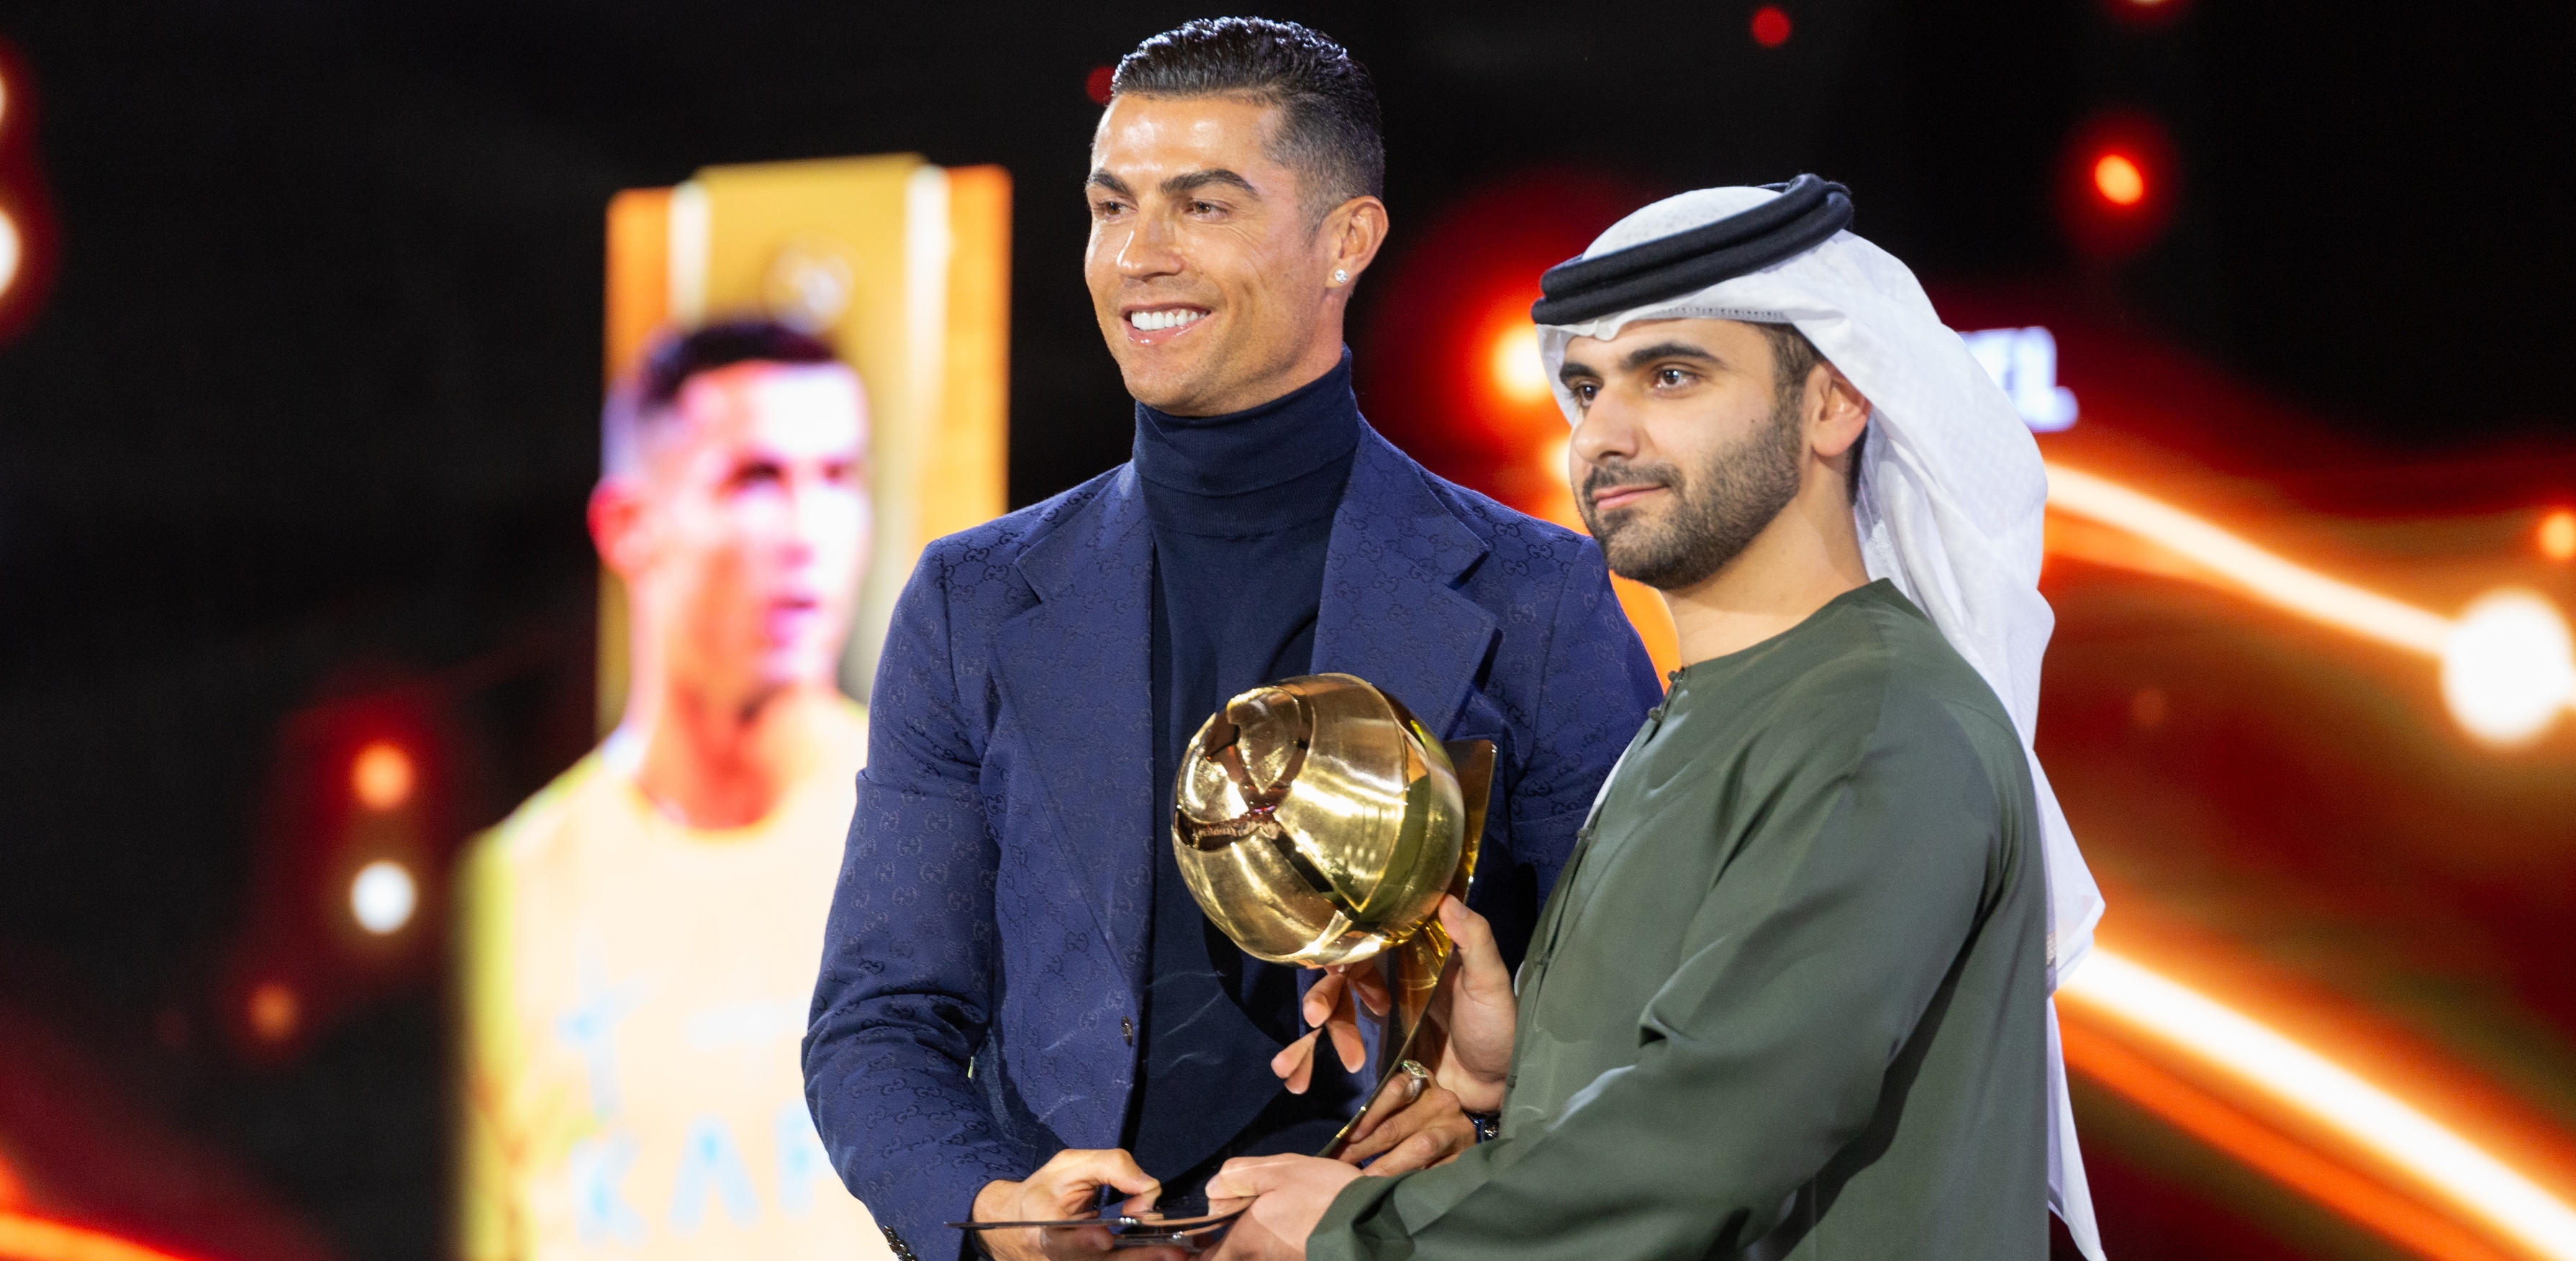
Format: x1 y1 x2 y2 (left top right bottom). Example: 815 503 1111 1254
1312 583 2049 1261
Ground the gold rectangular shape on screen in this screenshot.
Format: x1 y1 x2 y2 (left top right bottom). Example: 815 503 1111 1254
597 156 1011 731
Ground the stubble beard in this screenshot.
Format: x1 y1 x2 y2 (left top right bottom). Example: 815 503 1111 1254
1578 388 1805 591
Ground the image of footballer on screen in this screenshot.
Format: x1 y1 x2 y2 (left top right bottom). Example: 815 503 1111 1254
455 319 890 1260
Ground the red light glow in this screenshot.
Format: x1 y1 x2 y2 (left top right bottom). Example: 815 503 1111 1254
2541 510 2576 562
246 981 298 1044
0 209 19 304
2094 152 2147 207
2102 0 2192 27
2058 111 2180 260
0 1214 207 1261
1750 6 1793 47
350 739 414 812
1084 66 1115 106
0 40 53 346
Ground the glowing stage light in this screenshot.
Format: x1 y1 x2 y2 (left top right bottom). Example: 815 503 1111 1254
2541 511 2576 562
350 739 414 812
350 859 417 936
0 209 19 304
1750 6 1793 47
2061 113 2177 258
2441 590 2576 748
246 980 298 1044
350 859 414 937
1489 320 1552 404
2093 153 2147 207
1084 65 1115 106
2064 950 2576 1260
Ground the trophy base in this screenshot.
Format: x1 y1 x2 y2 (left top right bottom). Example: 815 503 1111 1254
948 1196 1248 1252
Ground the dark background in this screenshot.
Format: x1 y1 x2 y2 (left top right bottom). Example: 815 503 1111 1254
0 1 2566 1257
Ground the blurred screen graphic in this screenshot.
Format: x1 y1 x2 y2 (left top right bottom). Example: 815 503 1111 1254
448 154 1009 1261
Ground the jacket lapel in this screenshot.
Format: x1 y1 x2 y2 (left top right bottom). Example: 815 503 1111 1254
1312 429 1498 739
992 468 1156 989
986 435 1495 993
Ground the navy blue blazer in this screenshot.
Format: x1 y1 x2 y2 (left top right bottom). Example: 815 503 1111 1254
803 426 1661 1256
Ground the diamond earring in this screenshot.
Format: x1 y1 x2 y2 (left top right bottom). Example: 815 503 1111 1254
1332 268 1348 284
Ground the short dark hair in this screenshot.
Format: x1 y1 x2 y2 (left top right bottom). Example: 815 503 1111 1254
1112 17 1384 224
640 318 837 414
604 318 842 475
1754 322 1866 499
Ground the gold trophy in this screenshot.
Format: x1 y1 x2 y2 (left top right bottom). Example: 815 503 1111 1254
1173 673 1496 1157
953 675 1492 1252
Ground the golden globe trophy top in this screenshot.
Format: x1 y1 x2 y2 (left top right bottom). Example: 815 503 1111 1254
1174 673 1495 1158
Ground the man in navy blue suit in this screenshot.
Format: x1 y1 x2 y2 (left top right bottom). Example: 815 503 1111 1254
802 19 1660 1260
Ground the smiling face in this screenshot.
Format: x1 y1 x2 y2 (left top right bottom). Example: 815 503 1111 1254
602 361 870 709
1084 93 1385 416
1561 319 1813 591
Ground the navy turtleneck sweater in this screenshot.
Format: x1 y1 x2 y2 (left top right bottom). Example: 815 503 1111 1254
1124 352 1368 1188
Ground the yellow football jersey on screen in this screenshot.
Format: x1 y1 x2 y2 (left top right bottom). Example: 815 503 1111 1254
455 701 888 1261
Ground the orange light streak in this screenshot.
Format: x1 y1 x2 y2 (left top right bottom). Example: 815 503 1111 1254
2044 464 2452 654
2065 950 2576 1258
0 1213 203 1261
2062 1020 2518 1261
2045 465 2576 741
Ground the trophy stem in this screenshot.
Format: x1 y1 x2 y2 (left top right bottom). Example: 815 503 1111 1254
1311 737 1492 1162
1318 741 1504 1163
1314 941 1457 1160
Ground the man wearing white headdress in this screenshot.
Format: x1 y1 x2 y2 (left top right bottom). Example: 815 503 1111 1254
1206 176 2105 1261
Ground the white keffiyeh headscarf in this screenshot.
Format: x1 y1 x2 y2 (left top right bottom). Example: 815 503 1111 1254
1538 182 2105 1259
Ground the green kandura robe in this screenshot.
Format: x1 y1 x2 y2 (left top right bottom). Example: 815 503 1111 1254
1315 581 2049 1260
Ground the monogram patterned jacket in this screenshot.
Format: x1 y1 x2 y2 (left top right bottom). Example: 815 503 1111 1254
802 425 1661 1258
